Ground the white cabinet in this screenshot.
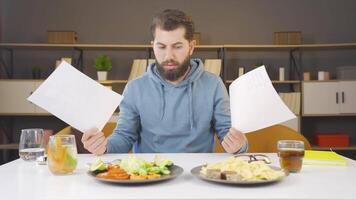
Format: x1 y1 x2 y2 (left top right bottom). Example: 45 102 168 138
339 81 356 113
303 81 356 115
0 80 48 115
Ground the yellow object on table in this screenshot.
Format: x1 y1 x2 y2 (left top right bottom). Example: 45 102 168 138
303 150 347 166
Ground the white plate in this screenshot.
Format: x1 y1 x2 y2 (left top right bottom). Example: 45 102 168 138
191 165 286 185
88 165 183 184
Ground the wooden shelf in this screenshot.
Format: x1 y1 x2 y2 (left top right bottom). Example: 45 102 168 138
225 80 301 84
224 43 356 50
0 43 223 50
0 143 19 150
0 79 128 84
302 113 356 117
98 80 128 84
312 146 356 151
0 113 52 116
2 43 355 50
302 80 339 83
0 43 151 50
272 80 301 84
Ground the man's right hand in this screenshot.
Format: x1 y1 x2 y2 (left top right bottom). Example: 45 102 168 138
81 128 107 155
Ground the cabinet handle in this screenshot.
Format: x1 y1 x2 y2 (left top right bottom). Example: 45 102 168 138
342 91 345 103
336 92 339 104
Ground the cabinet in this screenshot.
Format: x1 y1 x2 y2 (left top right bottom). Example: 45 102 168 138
303 81 356 115
0 80 48 115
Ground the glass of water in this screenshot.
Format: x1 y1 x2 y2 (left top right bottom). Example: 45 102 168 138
19 129 45 161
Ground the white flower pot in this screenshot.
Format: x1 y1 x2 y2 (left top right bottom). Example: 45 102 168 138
97 71 108 80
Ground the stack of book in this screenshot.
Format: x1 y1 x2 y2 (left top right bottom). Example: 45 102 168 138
204 59 222 76
128 59 149 81
279 92 301 115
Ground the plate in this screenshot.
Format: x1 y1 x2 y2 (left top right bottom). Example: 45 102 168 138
88 165 184 184
191 165 286 185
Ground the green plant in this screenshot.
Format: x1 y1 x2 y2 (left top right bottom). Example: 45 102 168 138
94 54 112 71
32 66 41 79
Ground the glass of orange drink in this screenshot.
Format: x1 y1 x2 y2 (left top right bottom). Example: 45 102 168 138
47 135 78 175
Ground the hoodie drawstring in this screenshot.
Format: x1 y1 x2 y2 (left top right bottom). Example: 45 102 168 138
188 83 194 130
160 84 165 120
159 82 194 130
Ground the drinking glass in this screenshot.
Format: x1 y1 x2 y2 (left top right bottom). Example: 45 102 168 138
47 135 78 175
277 140 305 173
18 129 45 161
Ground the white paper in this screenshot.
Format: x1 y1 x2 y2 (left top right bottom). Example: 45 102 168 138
229 66 296 133
28 61 123 133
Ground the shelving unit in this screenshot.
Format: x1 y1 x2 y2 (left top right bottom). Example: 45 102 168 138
225 80 301 84
0 43 223 76
312 145 356 151
1 42 356 152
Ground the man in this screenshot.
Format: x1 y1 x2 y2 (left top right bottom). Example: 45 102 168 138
82 9 247 154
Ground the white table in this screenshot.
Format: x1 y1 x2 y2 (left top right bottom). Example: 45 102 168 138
1 153 355 200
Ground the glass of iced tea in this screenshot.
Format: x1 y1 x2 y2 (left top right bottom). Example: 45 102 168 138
47 135 78 175
277 140 305 173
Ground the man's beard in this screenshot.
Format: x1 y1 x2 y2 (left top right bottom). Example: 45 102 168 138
156 56 190 82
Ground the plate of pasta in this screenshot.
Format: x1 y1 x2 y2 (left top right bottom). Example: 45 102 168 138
191 156 287 185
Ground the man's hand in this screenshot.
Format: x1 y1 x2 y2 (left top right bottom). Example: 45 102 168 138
81 128 107 155
222 128 247 153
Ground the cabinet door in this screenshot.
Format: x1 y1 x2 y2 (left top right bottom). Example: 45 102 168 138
339 81 356 113
0 81 36 114
303 82 339 115
33 81 49 114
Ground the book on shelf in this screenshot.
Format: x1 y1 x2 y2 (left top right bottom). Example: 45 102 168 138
279 92 300 115
204 59 222 76
303 150 347 166
147 59 156 67
128 59 148 81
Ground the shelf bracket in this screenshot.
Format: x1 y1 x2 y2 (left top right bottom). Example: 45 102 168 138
220 47 225 81
0 117 14 144
73 47 84 72
0 48 14 78
147 47 152 59
289 48 302 80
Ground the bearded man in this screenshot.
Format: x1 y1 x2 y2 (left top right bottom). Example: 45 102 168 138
81 9 248 154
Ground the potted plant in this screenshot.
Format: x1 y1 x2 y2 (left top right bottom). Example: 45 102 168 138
94 54 112 80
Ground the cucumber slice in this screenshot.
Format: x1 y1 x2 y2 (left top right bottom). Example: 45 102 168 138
90 159 108 172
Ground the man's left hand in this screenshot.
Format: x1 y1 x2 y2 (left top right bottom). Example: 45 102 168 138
222 128 247 153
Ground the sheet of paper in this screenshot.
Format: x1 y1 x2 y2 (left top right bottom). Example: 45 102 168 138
28 61 123 133
229 66 296 133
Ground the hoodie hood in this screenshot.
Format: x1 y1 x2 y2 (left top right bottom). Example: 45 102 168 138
147 58 204 129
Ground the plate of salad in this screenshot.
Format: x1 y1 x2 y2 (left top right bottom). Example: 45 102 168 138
87 155 184 184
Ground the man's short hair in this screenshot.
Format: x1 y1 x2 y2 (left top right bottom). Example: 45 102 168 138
150 9 194 41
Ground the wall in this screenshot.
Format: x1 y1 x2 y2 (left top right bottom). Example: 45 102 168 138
1 0 356 152
3 0 356 44
2 0 356 80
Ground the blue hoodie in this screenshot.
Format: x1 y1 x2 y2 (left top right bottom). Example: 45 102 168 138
107 58 247 153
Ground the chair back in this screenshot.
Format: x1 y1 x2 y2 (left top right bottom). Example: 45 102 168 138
57 122 246 154
245 124 311 153
214 134 225 153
